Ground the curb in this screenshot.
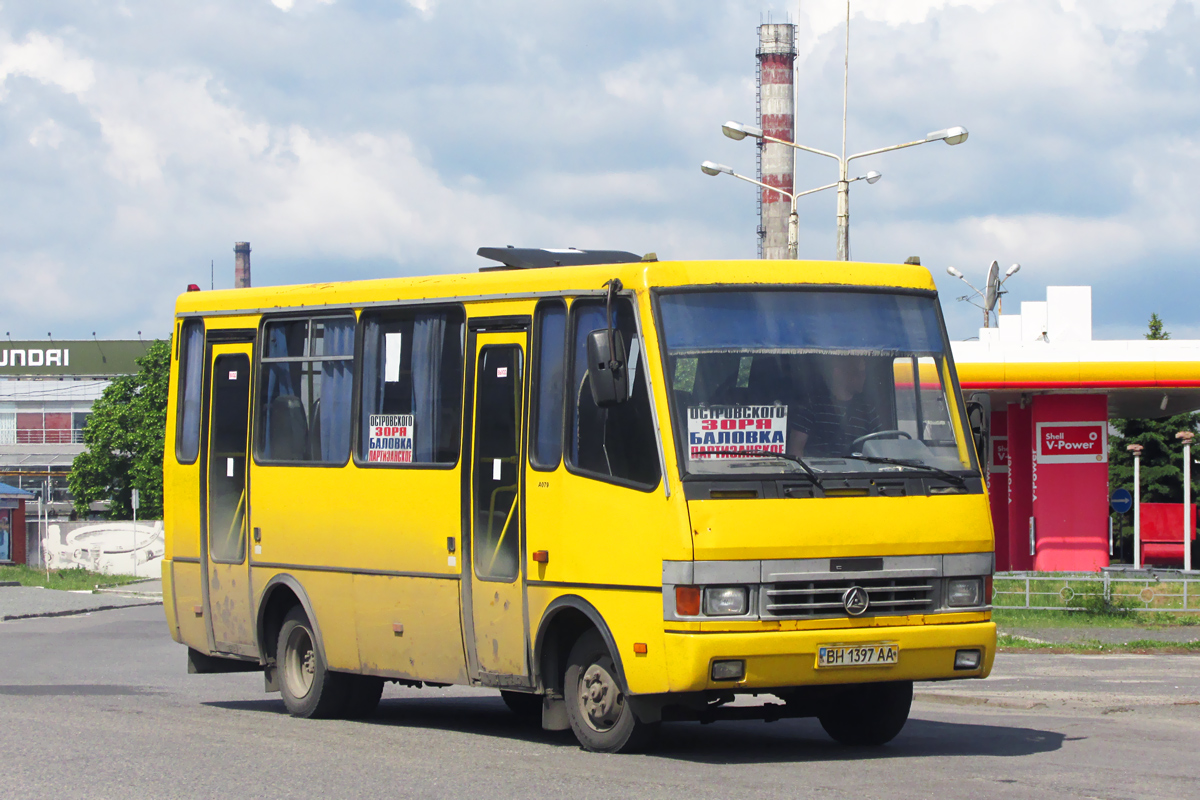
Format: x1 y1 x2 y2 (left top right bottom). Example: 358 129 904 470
1 600 163 622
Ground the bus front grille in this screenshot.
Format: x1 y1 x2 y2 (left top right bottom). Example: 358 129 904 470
762 577 936 619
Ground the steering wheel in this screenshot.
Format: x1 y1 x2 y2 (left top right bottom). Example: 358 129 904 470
850 430 913 450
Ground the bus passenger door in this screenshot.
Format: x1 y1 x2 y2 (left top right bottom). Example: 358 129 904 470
202 341 257 656
463 329 530 685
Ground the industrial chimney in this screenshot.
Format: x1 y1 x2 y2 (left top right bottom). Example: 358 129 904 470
234 242 251 288
757 24 797 260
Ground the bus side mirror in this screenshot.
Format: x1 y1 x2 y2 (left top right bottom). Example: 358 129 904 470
586 328 628 407
965 400 988 465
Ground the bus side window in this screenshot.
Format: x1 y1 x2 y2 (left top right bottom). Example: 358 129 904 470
258 315 355 464
176 319 204 463
358 307 465 465
529 300 567 470
567 299 660 490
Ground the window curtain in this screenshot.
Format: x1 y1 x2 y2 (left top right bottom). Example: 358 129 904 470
179 324 205 459
410 313 446 462
263 325 302 460
319 318 355 462
360 318 382 458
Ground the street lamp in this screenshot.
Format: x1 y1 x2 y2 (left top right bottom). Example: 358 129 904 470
1177 430 1194 572
719 3 967 260
947 261 1020 327
701 162 881 259
723 119 966 260
1128 443 1143 569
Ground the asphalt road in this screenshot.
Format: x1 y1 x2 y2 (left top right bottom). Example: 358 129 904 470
1 606 1198 800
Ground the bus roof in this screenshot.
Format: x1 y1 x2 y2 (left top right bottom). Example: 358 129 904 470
174 259 937 318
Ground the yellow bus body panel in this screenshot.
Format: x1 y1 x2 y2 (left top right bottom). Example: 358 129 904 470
663 622 996 693
688 495 995 562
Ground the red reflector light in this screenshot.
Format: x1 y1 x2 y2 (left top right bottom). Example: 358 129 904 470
532 550 549 563
676 586 700 616
985 575 993 605
186 284 201 292
633 643 648 655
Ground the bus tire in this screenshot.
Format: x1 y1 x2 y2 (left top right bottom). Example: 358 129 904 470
500 690 542 726
564 629 658 753
277 606 348 719
818 680 913 746
343 675 385 719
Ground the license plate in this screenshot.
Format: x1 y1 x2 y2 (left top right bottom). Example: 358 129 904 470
816 643 899 668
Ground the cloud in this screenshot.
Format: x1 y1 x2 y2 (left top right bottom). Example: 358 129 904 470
0 0 1198 345
0 32 94 97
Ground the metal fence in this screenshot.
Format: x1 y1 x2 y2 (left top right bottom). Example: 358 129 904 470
995 572 1200 613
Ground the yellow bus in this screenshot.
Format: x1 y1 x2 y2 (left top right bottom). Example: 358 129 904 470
162 250 995 753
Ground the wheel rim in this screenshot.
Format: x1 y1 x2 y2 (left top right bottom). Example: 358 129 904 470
283 625 316 699
578 659 624 732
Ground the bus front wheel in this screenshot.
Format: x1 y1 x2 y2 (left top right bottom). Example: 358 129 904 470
277 606 349 718
818 680 913 746
564 630 658 753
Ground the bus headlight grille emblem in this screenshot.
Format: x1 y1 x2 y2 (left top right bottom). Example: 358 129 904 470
842 586 870 616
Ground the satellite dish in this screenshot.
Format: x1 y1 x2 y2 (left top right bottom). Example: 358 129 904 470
984 260 1000 312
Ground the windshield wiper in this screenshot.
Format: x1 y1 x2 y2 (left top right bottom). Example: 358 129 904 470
850 455 967 487
690 449 824 489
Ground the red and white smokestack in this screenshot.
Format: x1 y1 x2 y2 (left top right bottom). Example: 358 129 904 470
757 24 797 260
234 242 251 288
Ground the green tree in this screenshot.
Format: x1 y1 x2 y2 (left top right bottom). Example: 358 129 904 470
1146 312 1170 341
69 339 170 519
1108 314 1200 505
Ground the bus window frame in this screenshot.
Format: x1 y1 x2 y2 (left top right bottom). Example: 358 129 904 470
174 318 205 465
528 298 569 473
350 302 467 471
561 293 663 494
649 283 979 482
252 311 357 470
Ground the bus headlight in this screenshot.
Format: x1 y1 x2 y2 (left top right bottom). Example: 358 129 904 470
947 578 983 607
703 587 748 616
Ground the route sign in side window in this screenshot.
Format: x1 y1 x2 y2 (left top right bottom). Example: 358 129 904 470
358 307 465 466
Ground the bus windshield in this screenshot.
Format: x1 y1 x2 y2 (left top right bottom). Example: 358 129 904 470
657 289 976 478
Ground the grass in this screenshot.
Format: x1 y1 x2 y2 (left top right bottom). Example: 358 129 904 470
997 633 1200 654
994 575 1200 614
993 608 1200 628
0 564 144 592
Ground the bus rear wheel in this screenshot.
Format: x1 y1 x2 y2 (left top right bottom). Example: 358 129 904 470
564 630 658 753
277 606 349 719
818 680 913 746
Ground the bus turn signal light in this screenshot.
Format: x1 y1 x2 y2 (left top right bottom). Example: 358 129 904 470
633 643 648 655
532 550 549 563
676 586 701 616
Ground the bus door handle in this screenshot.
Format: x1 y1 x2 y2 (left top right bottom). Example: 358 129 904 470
254 527 262 543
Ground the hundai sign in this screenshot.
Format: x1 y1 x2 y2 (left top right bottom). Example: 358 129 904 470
0 340 151 377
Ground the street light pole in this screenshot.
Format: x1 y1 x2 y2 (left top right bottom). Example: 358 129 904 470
722 120 967 260
1178 431 1194 572
701 162 879 259
1128 443 1143 569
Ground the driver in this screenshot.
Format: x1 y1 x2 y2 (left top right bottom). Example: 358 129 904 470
788 354 881 457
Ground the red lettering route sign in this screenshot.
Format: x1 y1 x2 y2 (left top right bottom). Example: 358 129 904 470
1035 422 1107 464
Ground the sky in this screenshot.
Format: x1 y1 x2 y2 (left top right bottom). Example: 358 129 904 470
0 0 1198 342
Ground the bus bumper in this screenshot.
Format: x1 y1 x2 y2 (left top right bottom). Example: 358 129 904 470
661 621 996 693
